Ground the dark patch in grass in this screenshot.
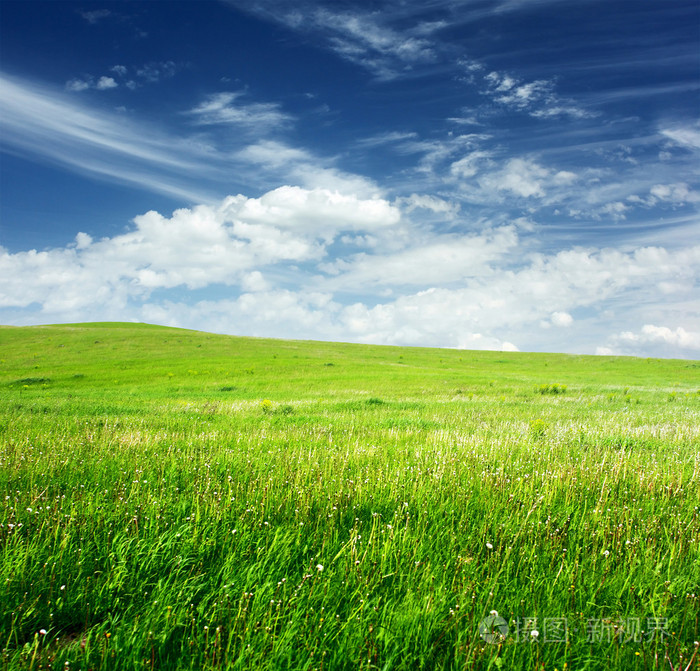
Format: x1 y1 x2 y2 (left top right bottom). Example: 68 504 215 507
337 397 388 412
218 385 238 392
535 383 567 395
10 377 51 386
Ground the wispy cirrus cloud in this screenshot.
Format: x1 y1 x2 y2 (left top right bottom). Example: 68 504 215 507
307 8 439 79
661 125 700 151
482 70 594 119
222 1 448 79
187 92 293 130
1 73 223 201
1 72 377 203
78 9 112 24
236 140 380 196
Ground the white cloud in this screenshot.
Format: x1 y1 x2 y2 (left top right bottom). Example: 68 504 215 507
661 126 700 150
450 151 493 179
224 185 399 239
237 140 380 196
96 76 118 90
7 188 697 353
1 74 375 204
480 158 549 198
482 69 592 119
551 311 573 327
66 75 119 92
397 193 460 216
650 183 700 204
79 9 112 24
318 226 518 288
355 131 419 148
241 270 270 292
303 8 438 78
66 62 178 93
1 73 224 202
617 325 700 351
397 134 491 175
136 61 177 83
65 78 91 92
0 187 400 311
228 3 443 79
187 92 293 129
3 190 697 355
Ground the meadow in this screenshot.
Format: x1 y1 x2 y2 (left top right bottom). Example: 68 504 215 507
0 322 698 670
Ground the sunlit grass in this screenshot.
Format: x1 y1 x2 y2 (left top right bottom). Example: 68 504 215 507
0 323 698 669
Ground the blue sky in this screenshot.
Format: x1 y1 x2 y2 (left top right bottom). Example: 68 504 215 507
1 0 699 357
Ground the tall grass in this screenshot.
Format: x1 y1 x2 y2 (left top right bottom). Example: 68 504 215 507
0 323 698 670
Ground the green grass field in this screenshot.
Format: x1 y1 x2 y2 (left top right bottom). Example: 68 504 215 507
1 322 698 670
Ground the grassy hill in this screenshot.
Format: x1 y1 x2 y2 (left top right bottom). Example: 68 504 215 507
1 323 698 670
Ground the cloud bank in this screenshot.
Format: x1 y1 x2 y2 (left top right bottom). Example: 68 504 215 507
2 185 698 358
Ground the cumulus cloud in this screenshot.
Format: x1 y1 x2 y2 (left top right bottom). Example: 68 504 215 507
616 325 700 351
96 76 118 90
551 311 573 327
66 75 119 92
318 226 518 288
650 183 700 204
0 187 400 313
479 158 550 198
136 61 177 83
3 179 697 357
65 62 178 93
65 78 92 92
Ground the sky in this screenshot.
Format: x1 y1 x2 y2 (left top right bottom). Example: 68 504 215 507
1 0 699 358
